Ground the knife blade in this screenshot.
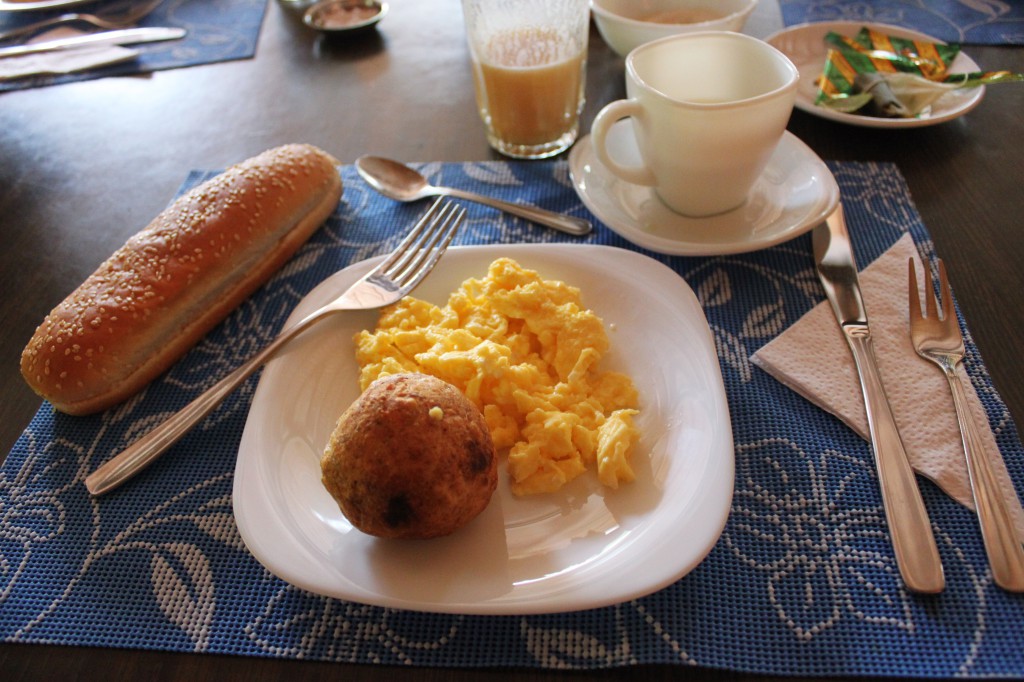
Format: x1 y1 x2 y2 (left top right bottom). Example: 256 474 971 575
0 27 186 60
813 204 945 594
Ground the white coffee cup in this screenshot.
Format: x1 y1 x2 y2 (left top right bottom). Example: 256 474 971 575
591 31 799 217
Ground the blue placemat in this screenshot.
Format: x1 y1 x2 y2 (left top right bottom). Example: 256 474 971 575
2 160 1023 676
780 0 1024 45
0 0 267 93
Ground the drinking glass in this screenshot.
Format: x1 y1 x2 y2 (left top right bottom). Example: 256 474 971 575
461 0 589 159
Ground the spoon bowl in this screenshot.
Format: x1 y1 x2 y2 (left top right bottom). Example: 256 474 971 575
355 156 592 236
358 155 436 202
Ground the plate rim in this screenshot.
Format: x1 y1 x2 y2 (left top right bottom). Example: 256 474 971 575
764 20 985 129
568 128 840 256
232 243 735 614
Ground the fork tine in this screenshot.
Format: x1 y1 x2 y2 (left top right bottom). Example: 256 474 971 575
384 200 458 285
393 204 464 293
924 260 940 321
373 197 446 275
938 259 954 322
908 258 923 322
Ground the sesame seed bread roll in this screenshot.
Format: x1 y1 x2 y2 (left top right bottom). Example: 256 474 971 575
20 143 343 416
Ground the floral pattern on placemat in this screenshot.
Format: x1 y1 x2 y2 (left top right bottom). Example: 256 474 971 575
2 160 1023 676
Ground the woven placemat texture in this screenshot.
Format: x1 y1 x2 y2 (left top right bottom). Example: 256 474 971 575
2 160 1023 676
780 0 1024 44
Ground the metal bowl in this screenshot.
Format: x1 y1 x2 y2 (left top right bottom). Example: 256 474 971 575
303 0 387 33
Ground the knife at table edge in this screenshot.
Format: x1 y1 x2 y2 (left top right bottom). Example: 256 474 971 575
813 204 946 594
0 27 186 59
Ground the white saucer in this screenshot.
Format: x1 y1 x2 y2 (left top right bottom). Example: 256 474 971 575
765 21 984 129
568 123 839 256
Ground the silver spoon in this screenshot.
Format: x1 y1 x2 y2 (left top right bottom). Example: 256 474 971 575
355 155 592 236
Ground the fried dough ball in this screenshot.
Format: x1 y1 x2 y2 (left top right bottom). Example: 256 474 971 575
321 373 498 539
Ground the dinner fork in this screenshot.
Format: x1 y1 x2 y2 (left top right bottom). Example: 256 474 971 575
908 258 1024 591
85 197 465 497
0 0 165 44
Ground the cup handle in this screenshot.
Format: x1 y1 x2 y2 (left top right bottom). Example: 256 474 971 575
591 99 656 187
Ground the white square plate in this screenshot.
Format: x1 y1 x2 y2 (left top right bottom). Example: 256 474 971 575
233 244 733 614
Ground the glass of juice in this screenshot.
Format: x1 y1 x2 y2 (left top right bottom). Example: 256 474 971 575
461 0 589 159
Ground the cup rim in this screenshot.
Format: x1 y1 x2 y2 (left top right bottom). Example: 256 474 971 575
624 30 799 108
589 0 758 31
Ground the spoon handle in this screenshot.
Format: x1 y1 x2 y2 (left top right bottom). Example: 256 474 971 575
440 187 592 236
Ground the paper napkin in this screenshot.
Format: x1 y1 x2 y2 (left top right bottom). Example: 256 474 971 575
751 233 1024 541
0 28 138 81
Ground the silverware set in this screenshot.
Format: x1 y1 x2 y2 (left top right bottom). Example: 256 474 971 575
0 0 182 59
0 0 164 43
817 204 1024 594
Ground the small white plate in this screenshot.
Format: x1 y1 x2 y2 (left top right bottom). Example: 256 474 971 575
0 0 92 11
568 123 839 256
765 21 984 128
233 244 734 615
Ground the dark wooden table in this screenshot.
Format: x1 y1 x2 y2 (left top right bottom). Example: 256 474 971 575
2 1 1022 679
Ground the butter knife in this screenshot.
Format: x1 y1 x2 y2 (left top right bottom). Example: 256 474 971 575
0 27 185 60
813 205 945 594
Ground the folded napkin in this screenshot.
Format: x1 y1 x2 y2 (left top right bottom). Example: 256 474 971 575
752 233 1024 541
0 28 138 82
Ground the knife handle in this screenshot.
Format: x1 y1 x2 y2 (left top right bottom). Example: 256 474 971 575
846 328 946 594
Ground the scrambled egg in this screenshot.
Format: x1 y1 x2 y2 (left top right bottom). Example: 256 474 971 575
355 257 640 495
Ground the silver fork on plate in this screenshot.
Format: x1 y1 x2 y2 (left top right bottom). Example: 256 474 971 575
85 197 465 497
908 257 1024 591
0 0 165 43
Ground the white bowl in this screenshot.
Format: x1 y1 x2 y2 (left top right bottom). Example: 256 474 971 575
591 0 758 57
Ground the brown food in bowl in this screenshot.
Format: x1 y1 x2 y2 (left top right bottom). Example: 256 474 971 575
320 373 497 539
